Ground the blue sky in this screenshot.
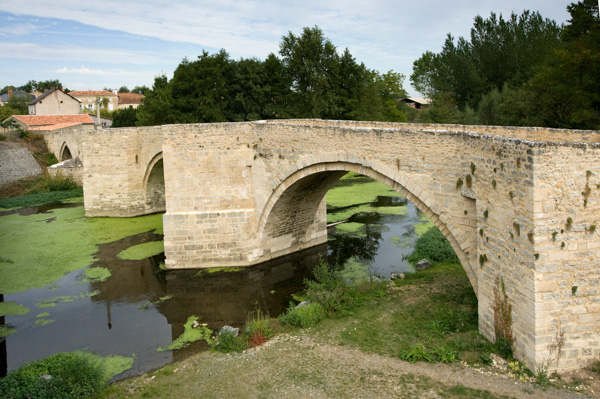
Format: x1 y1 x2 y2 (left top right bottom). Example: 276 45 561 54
0 1 571 96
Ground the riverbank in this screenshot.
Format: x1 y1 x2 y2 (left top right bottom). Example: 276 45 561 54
99 262 597 398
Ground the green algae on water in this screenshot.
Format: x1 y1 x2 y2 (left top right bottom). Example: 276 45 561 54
0 301 30 317
36 290 100 308
36 312 50 318
0 205 163 294
415 221 435 236
139 295 173 310
68 351 134 381
157 316 213 351
117 241 164 260
35 318 54 326
326 173 403 209
337 257 371 283
82 267 111 283
0 325 16 338
196 267 243 276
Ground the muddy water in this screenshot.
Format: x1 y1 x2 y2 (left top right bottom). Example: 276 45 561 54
1 187 428 379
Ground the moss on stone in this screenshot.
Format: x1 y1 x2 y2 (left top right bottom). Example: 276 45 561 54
197 267 244 276
0 301 30 317
0 206 163 294
117 241 164 261
157 316 213 351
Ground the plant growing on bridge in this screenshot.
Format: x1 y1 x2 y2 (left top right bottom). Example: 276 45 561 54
456 177 463 189
465 174 472 188
566 217 573 230
493 277 514 359
470 162 476 175
492 179 497 189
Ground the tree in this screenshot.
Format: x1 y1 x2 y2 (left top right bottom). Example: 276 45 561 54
527 0 600 129
136 74 176 126
112 107 138 127
279 26 341 118
20 79 63 92
410 51 439 99
169 50 232 123
132 85 150 95
118 86 130 93
262 53 293 119
6 93 29 115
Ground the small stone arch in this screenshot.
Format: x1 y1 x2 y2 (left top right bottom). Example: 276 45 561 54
257 156 478 295
143 152 165 213
59 142 72 162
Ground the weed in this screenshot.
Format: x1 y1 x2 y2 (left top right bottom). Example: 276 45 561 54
561 242 565 249
566 217 573 230
492 179 496 189
590 225 596 234
456 177 463 189
536 365 550 387
500 162 505 171
401 343 433 363
513 223 520 237
547 321 565 370
470 162 476 175
483 210 489 219
516 157 521 168
552 232 558 241
528 232 534 244
534 253 539 260
464 210 468 215
572 286 578 295
466 174 472 188
479 254 488 266
213 331 248 353
479 229 484 237
432 347 459 363
245 309 277 341
508 360 528 382
509 191 514 200
278 302 326 328
493 277 513 359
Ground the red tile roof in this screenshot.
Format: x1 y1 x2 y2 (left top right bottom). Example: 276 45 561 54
32 122 87 131
118 92 145 104
69 90 116 97
12 114 95 127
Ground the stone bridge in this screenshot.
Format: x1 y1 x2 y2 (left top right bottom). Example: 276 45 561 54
52 120 600 372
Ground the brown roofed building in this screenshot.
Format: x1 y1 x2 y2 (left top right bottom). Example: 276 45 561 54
7 114 95 132
69 90 119 111
117 92 145 110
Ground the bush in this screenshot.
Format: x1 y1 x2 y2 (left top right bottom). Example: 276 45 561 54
245 309 277 339
0 188 83 209
0 352 105 399
212 331 248 353
278 302 326 328
406 226 458 264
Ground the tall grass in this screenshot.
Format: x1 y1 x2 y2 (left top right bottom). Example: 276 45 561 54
0 352 106 399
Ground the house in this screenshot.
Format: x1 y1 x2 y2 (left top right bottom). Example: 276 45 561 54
69 90 119 112
6 114 95 132
28 88 81 115
0 89 34 106
117 92 145 109
401 97 432 109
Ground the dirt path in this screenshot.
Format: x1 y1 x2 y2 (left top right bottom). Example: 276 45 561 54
106 333 596 398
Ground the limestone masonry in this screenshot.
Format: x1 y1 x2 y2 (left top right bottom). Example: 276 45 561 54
44 120 600 373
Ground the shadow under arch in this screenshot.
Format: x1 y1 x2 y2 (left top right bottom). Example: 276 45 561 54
143 152 165 213
59 142 72 162
256 156 478 296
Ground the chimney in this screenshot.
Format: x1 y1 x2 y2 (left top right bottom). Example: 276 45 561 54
7 89 12 99
114 89 118 95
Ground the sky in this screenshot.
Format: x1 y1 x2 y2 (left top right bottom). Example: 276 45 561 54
0 1 572 96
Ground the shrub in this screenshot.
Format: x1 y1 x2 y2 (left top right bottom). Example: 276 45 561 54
245 309 277 340
406 226 458 264
0 188 83 209
0 352 105 399
213 331 248 353
278 302 326 328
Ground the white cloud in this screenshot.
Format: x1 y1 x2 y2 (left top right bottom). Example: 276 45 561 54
54 65 156 78
0 42 173 65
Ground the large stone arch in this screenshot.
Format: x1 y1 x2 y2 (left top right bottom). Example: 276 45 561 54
59 142 73 162
143 152 165 214
256 156 478 296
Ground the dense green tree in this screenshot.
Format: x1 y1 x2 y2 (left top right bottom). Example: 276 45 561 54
279 26 341 118
411 10 561 110
262 53 293 119
6 93 29 114
528 0 599 129
118 86 130 93
228 58 268 121
112 107 138 127
132 85 151 95
136 75 176 126
170 50 232 123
